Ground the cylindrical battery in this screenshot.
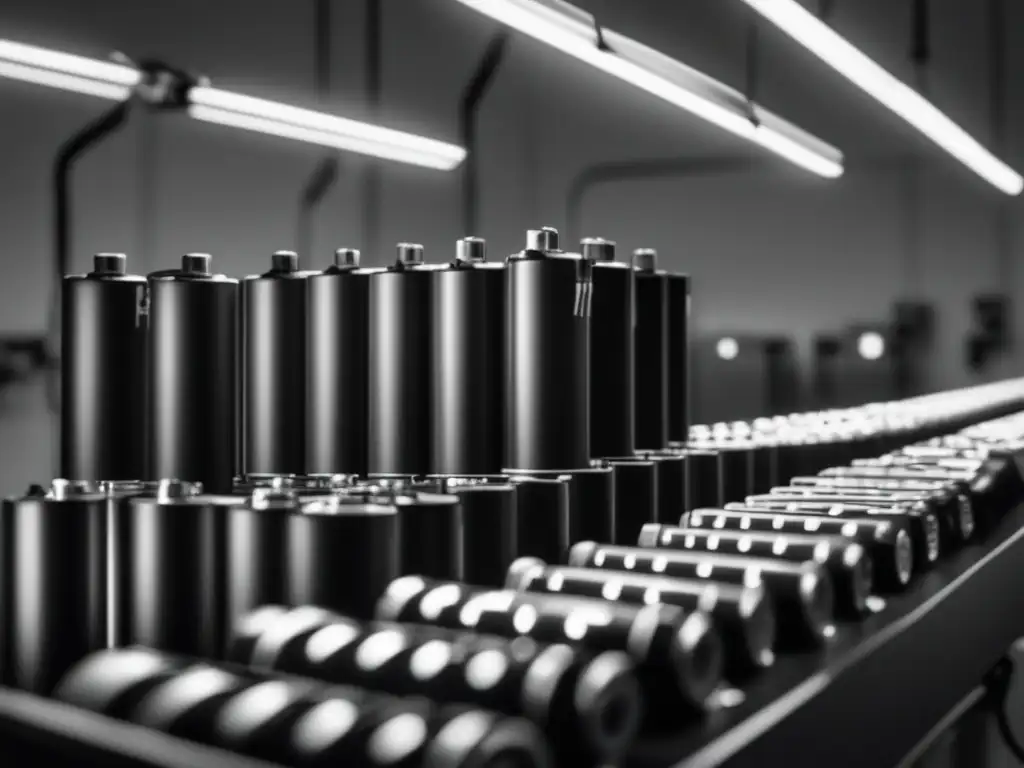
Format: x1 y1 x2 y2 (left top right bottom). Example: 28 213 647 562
633 249 668 451
147 254 239 494
226 487 297 645
687 507 914 591
639 524 872 618
717 443 754 504
7 481 108 694
750 438 779 494
507 557 774 680
368 244 435 476
606 457 658 545
570 463 617 545
121 481 231 659
506 228 591 471
666 271 691 445
507 474 572 564
431 476 518 587
61 253 148 482
287 495 400 619
306 249 374 476
395 490 464 580
432 238 507 476
740 495 942 569
640 451 686 525
568 541 833 649
231 607 642 764
585 238 635 458
375 576 723 728
51 647 187 719
687 448 721 510
241 251 310 476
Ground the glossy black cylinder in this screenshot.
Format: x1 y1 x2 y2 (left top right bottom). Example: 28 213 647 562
718 444 754 504
569 541 834 649
589 260 634 457
122 494 230 659
508 474 571 563
396 491 464 580
147 259 238 494
507 558 775 680
432 261 506 475
60 257 147 482
305 265 372 476
634 265 668 450
376 575 723 729
433 477 518 587
608 458 658 544
643 451 687 524
242 257 309 475
7 491 107 694
687 448 721 509
367 265 434 476
666 272 691 444
287 498 400 619
226 501 292 642
506 250 590 471
571 464 617 543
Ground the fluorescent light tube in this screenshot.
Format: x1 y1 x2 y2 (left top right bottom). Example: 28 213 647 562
0 38 466 171
739 0 1023 195
449 0 844 178
189 87 466 171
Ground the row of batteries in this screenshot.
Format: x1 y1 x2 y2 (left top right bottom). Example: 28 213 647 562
60 227 691 492
6 387 1024 766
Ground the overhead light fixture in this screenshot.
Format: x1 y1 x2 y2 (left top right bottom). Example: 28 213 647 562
449 0 844 178
0 38 466 170
738 0 1023 195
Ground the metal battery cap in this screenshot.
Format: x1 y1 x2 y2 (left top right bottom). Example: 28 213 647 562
334 248 360 268
396 242 424 265
271 250 299 273
526 227 559 252
581 238 616 262
632 248 657 273
181 253 212 276
92 253 127 276
156 478 203 502
456 237 486 263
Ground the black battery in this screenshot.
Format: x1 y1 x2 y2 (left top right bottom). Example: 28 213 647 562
432 237 507 476
507 474 571 564
51 647 186 719
5 481 108 694
667 271 691 445
241 251 311 476
61 253 148 483
121 481 232 660
639 451 687 526
606 457 658 544
430 476 518 587
230 607 642 764
226 487 297 645
287 495 400 619
740 495 942 569
394 490 464 580
687 507 914 591
568 541 834 648
506 557 775 681
584 238 635 459
306 249 373 477
687 448 721 509
147 254 239 494
640 523 872 618
633 249 668 451
717 442 755 504
368 243 435 476
506 228 591 471
750 437 780 494
569 463 617 544
375 576 723 729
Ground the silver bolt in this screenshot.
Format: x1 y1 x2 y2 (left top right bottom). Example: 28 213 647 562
271 251 299 273
334 248 360 268
181 253 212 276
456 237 486 263
93 253 127 276
397 243 424 265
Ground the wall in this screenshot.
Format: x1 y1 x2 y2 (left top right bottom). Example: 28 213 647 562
0 0 1021 483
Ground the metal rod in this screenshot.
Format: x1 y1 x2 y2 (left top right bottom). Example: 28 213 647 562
459 31 509 236
296 0 341 261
